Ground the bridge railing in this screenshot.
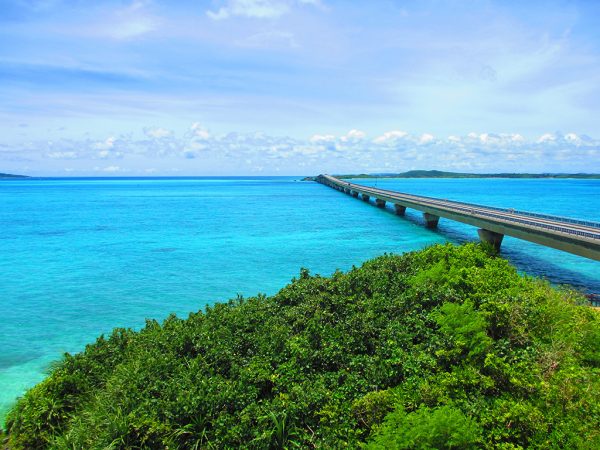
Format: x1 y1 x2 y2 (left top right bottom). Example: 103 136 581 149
430 198 600 240
335 177 600 229
360 185 600 240
320 175 600 240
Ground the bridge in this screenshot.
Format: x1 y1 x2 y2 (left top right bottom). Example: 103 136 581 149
316 174 600 262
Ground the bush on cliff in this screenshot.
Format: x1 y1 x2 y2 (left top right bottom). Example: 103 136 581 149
4 243 599 448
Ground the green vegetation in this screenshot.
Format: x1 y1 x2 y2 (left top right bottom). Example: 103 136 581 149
3 244 599 448
0 173 28 179
331 170 600 179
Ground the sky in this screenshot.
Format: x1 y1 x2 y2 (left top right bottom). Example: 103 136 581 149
1 0 599 176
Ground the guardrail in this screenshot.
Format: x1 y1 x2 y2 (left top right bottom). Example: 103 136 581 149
320 175 600 241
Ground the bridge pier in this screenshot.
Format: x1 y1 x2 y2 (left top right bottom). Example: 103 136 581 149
478 228 504 251
423 213 439 228
317 174 600 262
394 204 406 216
375 198 386 208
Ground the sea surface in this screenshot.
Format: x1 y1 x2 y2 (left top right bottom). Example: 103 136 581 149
1 176 599 420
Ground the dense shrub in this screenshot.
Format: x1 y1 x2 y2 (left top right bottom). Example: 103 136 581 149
3 243 599 448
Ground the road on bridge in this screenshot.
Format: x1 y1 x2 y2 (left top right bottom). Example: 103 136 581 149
317 174 600 262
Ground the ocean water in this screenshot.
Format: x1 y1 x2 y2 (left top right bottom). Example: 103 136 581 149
1 176 599 420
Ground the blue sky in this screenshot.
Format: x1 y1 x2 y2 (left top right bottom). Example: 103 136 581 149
1 0 599 175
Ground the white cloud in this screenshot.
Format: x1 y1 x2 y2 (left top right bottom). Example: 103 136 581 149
93 137 116 150
144 127 172 139
373 130 408 144
419 133 435 144
294 145 323 156
309 134 335 143
537 133 557 143
47 151 78 159
207 0 321 20
340 129 366 142
190 123 210 139
98 149 124 159
12 124 599 175
94 165 122 172
479 133 491 143
208 0 290 20
453 133 526 147
184 140 207 152
347 129 366 139
108 17 157 40
564 133 581 143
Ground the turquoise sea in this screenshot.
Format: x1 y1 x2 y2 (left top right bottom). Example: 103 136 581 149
1 176 599 419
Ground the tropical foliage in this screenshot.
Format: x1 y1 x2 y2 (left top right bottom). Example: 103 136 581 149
3 244 599 448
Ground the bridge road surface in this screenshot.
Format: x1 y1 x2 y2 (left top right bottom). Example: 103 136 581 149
317 174 600 262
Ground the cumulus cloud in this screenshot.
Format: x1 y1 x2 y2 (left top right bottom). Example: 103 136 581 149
309 134 335 143
535 132 594 146
340 129 366 142
189 123 210 139
93 137 116 150
373 130 408 144
448 133 528 147
419 133 435 144
3 125 599 175
537 133 557 143
180 123 212 158
91 136 126 159
564 133 579 142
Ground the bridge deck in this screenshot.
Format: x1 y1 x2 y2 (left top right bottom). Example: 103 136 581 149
317 174 600 261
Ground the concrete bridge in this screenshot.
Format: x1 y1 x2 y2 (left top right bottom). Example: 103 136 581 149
317 174 600 262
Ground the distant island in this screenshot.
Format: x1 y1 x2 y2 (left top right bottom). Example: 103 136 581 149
303 170 600 181
0 173 28 179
